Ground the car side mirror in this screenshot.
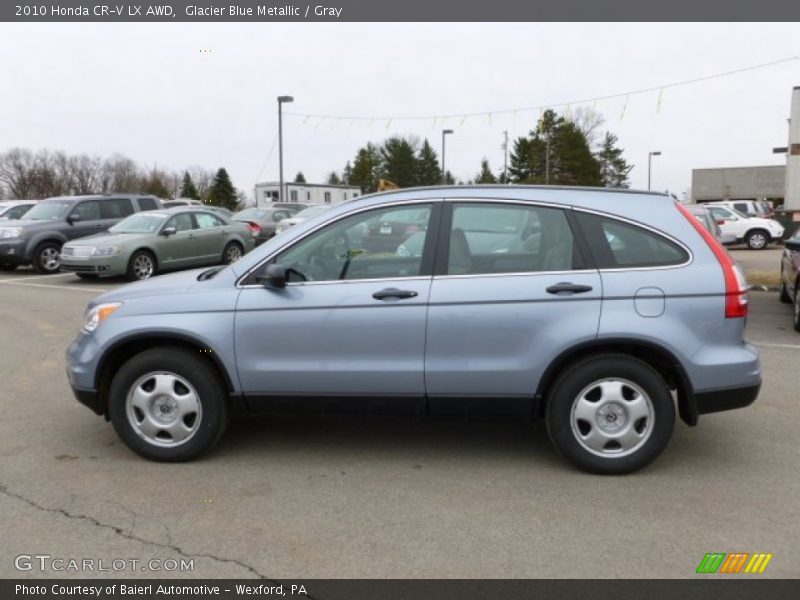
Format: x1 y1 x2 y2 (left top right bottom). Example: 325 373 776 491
162 226 177 236
785 239 800 252
256 264 287 289
67 214 81 224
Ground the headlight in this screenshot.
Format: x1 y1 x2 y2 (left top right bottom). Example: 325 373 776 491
82 302 122 333
0 227 23 239
92 246 122 256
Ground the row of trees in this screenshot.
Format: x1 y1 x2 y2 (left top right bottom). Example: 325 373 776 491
320 108 631 193
0 148 243 210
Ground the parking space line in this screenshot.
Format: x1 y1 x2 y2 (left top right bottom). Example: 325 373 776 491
0 281 106 293
0 273 75 284
752 341 800 350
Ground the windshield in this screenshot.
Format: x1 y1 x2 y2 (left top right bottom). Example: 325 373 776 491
235 208 268 220
23 200 72 221
295 206 328 219
109 213 167 233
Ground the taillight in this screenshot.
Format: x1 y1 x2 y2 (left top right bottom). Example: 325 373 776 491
676 202 747 318
247 222 261 235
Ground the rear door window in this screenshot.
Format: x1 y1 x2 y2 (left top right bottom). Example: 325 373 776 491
196 212 224 228
137 197 158 211
576 212 688 269
443 202 584 275
100 198 134 219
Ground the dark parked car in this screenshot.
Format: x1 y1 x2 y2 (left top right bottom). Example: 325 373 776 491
779 231 800 330
232 207 297 245
0 194 162 273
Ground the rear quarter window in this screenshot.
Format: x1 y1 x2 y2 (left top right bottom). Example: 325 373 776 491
137 197 159 211
576 212 689 269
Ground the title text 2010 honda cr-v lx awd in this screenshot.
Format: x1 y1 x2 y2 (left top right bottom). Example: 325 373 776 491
66 186 761 474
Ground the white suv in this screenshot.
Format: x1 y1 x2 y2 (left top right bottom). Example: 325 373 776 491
705 203 784 249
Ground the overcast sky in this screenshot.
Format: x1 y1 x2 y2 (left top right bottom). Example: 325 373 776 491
1 22 798 199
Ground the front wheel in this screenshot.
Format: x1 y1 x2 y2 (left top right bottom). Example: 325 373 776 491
745 229 769 250
793 290 800 333
126 250 156 281
108 347 228 461
546 354 675 475
33 242 62 273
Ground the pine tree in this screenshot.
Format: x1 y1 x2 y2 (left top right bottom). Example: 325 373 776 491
596 132 632 188
342 161 353 185
474 158 498 184
443 170 455 185
379 137 418 188
179 171 200 199
294 172 306 183
416 139 441 186
328 172 341 185
508 137 534 183
349 143 380 194
206 168 238 210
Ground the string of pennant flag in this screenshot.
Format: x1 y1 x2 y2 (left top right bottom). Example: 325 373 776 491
282 55 799 129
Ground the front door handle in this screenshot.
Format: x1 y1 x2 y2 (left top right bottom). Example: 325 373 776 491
546 282 593 295
372 288 418 300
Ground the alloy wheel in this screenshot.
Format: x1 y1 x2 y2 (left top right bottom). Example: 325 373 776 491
126 371 202 447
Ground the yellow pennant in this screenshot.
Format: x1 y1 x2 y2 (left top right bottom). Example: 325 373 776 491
460 115 468 127
620 96 628 121
657 88 664 113
385 119 392 129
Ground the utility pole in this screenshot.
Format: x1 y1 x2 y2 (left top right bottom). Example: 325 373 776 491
648 151 662 191
277 95 294 203
441 129 453 184
503 130 508 184
545 135 551 185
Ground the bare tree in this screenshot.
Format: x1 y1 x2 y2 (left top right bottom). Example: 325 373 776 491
0 148 38 198
571 107 606 147
187 166 214 201
100 154 141 193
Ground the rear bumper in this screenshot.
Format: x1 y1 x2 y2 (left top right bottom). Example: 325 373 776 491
695 381 761 415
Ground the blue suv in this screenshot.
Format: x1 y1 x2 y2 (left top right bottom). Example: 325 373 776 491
66 186 761 473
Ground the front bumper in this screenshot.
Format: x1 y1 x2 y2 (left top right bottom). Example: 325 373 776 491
70 384 103 415
695 381 761 415
0 239 30 265
61 254 127 276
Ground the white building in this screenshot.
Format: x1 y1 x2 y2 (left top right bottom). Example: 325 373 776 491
785 86 800 210
254 182 362 207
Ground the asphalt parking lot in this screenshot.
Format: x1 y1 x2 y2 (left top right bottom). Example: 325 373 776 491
1 257 798 579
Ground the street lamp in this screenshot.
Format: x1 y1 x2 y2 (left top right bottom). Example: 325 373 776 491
647 151 662 191
277 95 294 203
441 129 454 184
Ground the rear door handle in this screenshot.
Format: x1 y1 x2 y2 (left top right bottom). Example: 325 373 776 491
372 288 418 300
546 282 593 295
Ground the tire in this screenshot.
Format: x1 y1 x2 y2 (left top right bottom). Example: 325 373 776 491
32 242 62 274
546 353 675 475
126 250 156 281
108 347 228 461
780 273 792 304
0 264 17 271
221 241 243 265
745 229 769 250
793 289 800 333
76 273 99 280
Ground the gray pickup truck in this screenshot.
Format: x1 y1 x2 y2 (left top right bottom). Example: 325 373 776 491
0 194 162 273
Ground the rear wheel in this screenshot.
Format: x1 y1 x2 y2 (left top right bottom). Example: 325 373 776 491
108 347 228 461
221 241 243 265
793 289 800 332
745 229 769 250
546 354 675 475
780 273 792 304
126 250 156 281
32 242 61 273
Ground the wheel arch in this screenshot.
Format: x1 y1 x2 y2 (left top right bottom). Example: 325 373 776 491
534 338 697 426
94 332 239 419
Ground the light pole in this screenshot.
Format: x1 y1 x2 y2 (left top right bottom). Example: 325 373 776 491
647 151 661 191
441 129 453 184
277 95 294 203
502 130 509 184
